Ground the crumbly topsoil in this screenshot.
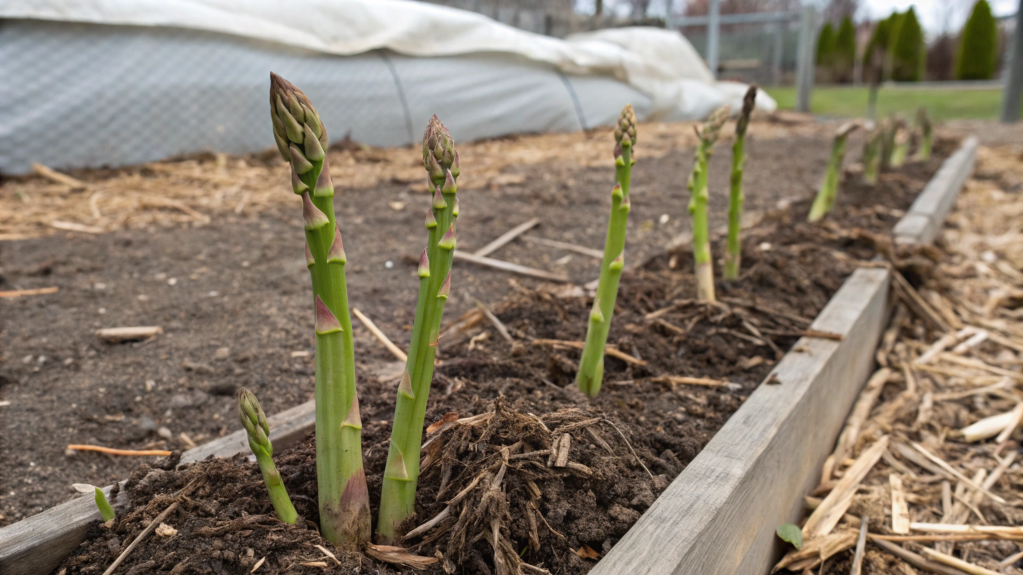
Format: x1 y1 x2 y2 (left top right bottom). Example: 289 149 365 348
55 140 955 574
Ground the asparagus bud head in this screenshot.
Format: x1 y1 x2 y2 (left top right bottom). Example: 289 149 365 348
615 104 637 148
736 85 757 138
237 387 298 524
270 73 328 165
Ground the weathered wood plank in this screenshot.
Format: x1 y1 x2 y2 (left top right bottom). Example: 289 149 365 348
0 400 315 575
0 138 977 575
592 137 977 575
591 267 892 575
893 137 978 245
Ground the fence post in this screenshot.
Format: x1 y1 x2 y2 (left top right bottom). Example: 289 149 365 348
708 0 721 79
795 5 817 113
1001 3 1023 123
772 22 784 86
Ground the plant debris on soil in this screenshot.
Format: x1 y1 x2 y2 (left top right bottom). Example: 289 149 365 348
1 119 882 525
52 133 960 574
773 144 1023 575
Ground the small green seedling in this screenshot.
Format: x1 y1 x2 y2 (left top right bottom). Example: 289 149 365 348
238 388 298 525
74 483 115 522
776 523 803 550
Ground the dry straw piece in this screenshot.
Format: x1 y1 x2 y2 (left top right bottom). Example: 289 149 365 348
775 144 1023 574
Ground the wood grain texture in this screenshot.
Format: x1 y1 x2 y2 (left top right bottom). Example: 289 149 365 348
893 137 978 245
0 139 977 575
0 400 315 575
591 267 892 575
592 137 976 575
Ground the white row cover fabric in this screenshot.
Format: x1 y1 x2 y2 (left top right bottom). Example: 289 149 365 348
1 0 775 120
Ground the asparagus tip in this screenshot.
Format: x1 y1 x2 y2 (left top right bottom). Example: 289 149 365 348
397 370 414 399
438 271 451 300
315 295 343 335
301 192 330 230
291 166 309 194
327 224 346 264
305 243 315 268
438 225 456 251
313 160 334 197
589 298 605 323
736 85 757 137
384 444 410 481
417 249 430 278
342 392 362 429
432 188 447 210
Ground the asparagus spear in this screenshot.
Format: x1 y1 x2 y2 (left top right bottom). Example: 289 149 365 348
688 106 729 303
890 127 909 167
269 73 369 546
880 117 898 168
238 388 298 525
74 483 116 522
915 108 932 160
808 122 859 223
723 86 757 281
862 123 883 186
576 104 637 398
377 116 460 542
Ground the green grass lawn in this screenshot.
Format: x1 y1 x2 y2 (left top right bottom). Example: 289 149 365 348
765 85 1008 121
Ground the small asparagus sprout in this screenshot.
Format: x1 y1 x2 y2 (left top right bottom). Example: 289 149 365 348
576 104 637 398
377 116 461 542
238 388 298 524
889 128 910 167
880 117 899 168
688 106 729 302
915 108 932 160
808 122 859 223
724 86 757 281
270 73 370 546
862 124 883 186
73 484 115 522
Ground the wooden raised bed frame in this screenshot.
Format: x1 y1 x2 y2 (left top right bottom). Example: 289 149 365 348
0 138 979 575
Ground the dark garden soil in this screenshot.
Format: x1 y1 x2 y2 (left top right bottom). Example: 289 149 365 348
1 128 852 525
40 136 957 574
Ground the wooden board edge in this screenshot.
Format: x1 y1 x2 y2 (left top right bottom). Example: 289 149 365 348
591 267 891 575
893 137 978 245
0 138 978 575
592 136 976 575
0 401 316 575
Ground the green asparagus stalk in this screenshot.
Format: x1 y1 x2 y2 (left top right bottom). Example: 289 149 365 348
238 388 298 525
862 124 883 186
915 108 932 160
576 105 637 398
688 106 729 302
890 128 909 167
377 116 460 542
95 487 115 522
269 73 369 546
723 86 757 281
880 117 898 169
808 122 859 223
74 483 116 522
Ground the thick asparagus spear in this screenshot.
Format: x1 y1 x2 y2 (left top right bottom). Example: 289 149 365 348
862 123 883 185
915 108 932 160
576 104 637 398
808 122 858 223
724 87 757 281
377 116 460 542
688 106 729 302
269 73 369 546
238 388 298 524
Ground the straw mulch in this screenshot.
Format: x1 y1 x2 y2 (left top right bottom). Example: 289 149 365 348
0 116 833 241
775 144 1023 575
